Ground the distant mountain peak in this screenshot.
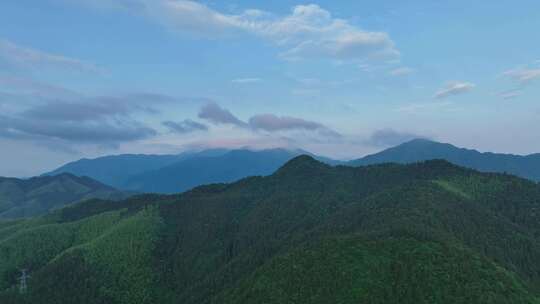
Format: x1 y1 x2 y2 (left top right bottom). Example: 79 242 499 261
395 138 454 149
289 154 318 162
275 155 329 176
401 138 437 145
349 138 540 182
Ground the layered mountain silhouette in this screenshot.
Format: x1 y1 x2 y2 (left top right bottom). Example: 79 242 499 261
44 140 540 197
0 174 129 219
46 148 327 194
45 149 230 189
123 149 310 193
1 156 540 303
349 138 540 181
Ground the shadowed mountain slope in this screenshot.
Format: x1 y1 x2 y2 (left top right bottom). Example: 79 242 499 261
349 139 540 181
0 174 130 219
1 156 539 303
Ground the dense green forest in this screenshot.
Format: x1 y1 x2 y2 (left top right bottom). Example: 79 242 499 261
45 140 540 196
349 138 540 181
1 156 540 303
0 173 130 219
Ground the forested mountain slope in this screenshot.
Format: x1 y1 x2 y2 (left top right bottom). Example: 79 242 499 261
349 138 540 181
1 156 540 303
0 174 129 219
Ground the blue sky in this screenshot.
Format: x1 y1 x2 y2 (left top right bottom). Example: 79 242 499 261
1 0 539 176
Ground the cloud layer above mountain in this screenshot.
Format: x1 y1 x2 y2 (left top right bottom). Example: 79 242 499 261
74 1 399 62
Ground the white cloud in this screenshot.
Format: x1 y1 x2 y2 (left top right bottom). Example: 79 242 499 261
389 67 414 76
146 0 254 36
503 68 540 84
231 78 262 84
261 4 398 61
79 1 398 62
434 82 475 99
498 89 521 100
0 39 101 73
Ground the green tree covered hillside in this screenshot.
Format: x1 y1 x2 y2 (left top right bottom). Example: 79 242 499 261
0 174 130 219
1 156 540 303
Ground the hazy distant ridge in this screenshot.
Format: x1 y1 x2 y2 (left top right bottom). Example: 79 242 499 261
44 140 540 196
349 139 540 181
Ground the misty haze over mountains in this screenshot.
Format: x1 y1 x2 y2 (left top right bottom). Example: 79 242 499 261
45 139 540 194
3 154 540 303
4 138 537 219
2 1 539 302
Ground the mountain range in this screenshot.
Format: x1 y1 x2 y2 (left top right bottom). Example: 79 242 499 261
123 149 308 193
0 174 129 219
45 149 231 190
1 156 539 303
47 148 328 194
349 138 540 181
44 139 540 195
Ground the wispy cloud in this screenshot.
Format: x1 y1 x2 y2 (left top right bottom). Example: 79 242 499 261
274 6 399 61
198 102 248 127
249 114 330 133
19 93 170 122
0 91 178 147
434 82 475 99
503 68 540 84
162 119 208 134
197 102 341 138
0 114 156 145
498 89 522 100
77 1 399 62
0 39 102 73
